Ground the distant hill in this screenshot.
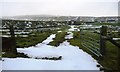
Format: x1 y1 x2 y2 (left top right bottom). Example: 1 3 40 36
2 15 78 21
2 15 118 22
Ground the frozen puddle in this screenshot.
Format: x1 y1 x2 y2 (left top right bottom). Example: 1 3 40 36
2 32 100 70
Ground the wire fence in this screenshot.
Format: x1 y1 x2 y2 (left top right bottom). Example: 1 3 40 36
80 25 120 71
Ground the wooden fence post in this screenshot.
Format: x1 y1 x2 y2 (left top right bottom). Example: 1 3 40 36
9 24 17 57
100 26 107 56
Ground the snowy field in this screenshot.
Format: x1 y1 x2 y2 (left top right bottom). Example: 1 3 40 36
2 26 100 70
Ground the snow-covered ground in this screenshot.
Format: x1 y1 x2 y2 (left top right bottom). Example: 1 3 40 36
2 26 100 70
68 25 80 31
57 31 62 33
80 25 102 29
113 38 120 40
65 32 73 39
0 61 2 71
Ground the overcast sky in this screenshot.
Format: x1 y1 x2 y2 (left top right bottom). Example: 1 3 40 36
0 0 119 17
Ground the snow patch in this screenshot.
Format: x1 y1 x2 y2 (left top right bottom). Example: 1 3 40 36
65 32 73 39
68 25 80 31
57 31 62 33
113 38 120 40
0 61 2 71
2 33 100 70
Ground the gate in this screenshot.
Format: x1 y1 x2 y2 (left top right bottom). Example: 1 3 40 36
80 25 120 71
80 25 102 57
